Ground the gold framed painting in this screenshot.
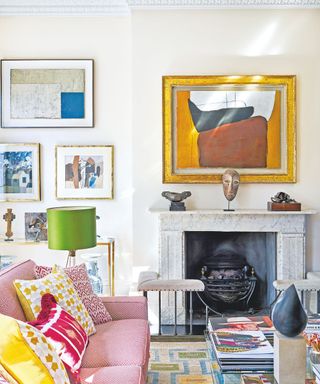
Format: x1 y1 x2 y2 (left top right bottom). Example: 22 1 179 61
56 145 114 200
163 75 296 183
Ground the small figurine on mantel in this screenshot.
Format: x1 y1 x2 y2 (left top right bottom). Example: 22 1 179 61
222 169 240 211
3 208 16 241
268 192 301 211
161 191 191 211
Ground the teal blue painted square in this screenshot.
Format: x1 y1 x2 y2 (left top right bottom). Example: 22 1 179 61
61 92 84 118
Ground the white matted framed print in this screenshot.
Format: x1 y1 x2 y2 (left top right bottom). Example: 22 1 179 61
1 59 93 128
56 145 114 200
0 143 41 201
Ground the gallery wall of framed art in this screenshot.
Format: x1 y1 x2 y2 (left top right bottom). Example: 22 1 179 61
0 58 114 203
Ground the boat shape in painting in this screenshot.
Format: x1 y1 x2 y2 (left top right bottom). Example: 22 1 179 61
188 99 254 133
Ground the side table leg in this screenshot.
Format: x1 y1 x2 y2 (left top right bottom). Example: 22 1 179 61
174 291 177 336
189 291 193 335
111 241 115 296
159 291 162 336
107 243 111 295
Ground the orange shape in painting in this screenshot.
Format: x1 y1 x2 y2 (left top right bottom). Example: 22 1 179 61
267 90 281 169
197 116 267 168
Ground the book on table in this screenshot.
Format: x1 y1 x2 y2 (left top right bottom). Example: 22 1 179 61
208 316 275 335
208 316 274 372
305 314 320 334
241 373 272 384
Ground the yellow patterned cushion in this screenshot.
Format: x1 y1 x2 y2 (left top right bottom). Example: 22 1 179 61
0 314 70 384
14 267 96 336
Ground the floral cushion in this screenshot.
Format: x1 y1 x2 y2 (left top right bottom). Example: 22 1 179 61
0 314 70 384
29 293 88 381
35 264 112 325
14 268 96 336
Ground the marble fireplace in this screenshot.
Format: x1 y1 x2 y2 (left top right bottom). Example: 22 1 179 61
157 209 315 324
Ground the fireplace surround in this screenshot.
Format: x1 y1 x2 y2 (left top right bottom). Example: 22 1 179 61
156 209 315 324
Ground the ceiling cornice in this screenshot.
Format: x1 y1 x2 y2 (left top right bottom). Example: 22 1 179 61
128 0 320 8
0 0 319 16
0 1 130 16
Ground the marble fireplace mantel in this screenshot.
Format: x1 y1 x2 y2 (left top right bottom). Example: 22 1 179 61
153 209 316 323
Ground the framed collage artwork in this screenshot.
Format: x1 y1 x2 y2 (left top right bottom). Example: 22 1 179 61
163 75 296 183
56 145 114 200
1 59 93 128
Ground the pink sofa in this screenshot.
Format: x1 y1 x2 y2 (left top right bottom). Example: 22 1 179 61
0 260 150 384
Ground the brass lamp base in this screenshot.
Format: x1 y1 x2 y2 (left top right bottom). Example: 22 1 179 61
66 250 76 268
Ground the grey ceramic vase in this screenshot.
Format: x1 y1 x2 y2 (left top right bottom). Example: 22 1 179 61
271 284 307 337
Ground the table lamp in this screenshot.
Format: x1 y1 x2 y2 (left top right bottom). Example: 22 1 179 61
47 206 96 267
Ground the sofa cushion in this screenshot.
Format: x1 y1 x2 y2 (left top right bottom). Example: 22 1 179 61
0 260 36 321
29 293 88 378
82 319 150 368
0 314 70 384
14 267 96 336
79 366 142 384
35 264 112 325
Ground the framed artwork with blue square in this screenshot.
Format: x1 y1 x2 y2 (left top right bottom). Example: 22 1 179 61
1 59 93 128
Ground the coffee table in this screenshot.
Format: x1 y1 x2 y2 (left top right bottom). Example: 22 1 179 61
205 331 315 384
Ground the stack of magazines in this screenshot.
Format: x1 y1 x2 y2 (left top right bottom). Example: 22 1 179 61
304 314 320 334
207 316 274 372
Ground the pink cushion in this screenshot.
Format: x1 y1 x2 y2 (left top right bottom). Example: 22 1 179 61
0 260 36 321
34 264 112 325
79 366 143 384
82 319 150 369
29 293 88 379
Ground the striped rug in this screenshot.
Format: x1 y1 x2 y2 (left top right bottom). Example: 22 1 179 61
147 342 214 384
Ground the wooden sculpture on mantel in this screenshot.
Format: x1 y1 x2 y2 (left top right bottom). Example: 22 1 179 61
3 208 15 241
222 169 240 211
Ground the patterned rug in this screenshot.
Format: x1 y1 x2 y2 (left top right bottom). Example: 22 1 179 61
147 342 214 384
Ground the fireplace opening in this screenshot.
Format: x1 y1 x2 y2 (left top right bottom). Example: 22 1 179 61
185 231 276 319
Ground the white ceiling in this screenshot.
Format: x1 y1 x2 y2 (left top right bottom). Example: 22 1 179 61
0 0 319 16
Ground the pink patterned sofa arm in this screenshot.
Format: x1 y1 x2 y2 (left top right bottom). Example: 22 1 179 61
101 296 148 320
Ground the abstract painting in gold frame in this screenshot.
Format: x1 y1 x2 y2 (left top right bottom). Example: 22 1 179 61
163 75 296 183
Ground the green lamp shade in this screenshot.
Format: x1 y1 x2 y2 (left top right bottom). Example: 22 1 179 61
47 206 96 251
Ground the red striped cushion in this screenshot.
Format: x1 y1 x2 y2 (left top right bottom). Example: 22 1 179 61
29 294 88 381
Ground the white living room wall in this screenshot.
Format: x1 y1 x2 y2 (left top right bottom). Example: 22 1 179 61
0 16 133 292
131 9 320 274
1 10 320 292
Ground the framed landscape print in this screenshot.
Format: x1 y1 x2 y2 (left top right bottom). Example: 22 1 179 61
56 145 114 199
0 143 40 201
163 75 296 183
1 59 93 128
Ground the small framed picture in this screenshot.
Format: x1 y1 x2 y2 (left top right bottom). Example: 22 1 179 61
0 143 41 201
1 59 93 128
56 145 114 200
25 212 47 242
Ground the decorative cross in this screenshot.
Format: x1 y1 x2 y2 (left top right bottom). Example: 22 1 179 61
3 208 15 241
